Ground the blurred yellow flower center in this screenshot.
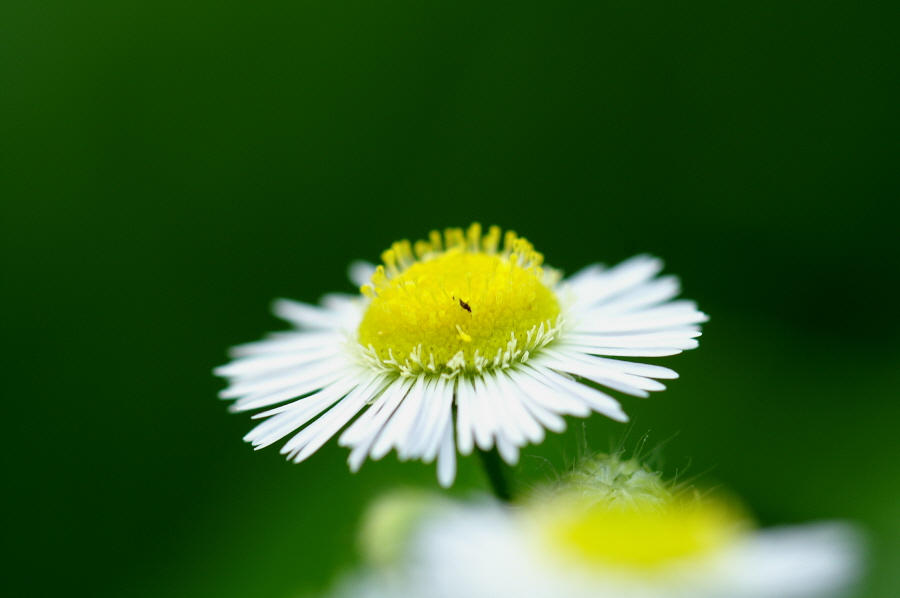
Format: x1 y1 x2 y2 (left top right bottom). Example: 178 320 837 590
548 498 741 568
357 224 561 376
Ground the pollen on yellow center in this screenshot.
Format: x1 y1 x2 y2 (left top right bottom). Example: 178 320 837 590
547 498 743 568
357 225 561 375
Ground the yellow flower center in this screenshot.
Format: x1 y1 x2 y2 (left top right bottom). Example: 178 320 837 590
357 224 562 376
545 497 743 569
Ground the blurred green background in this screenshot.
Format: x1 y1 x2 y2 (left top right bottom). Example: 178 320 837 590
2 2 898 597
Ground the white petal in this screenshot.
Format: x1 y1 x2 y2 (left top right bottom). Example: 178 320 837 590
243 377 359 449
556 345 685 357
482 373 526 447
494 371 545 445
401 378 442 460
470 376 498 452
564 329 702 348
717 522 864 597
495 431 520 466
215 345 342 378
281 374 389 462
436 415 457 488
539 350 663 396
570 254 663 306
340 377 412 449
580 274 681 315
523 362 628 422
348 260 377 288
553 349 679 380
501 370 567 434
272 298 347 329
227 331 342 358
219 356 346 399
406 377 446 463
564 263 605 289
455 377 476 456
229 366 348 412
422 379 454 464
512 368 592 418
577 301 709 333
344 378 417 471
319 292 362 316
371 375 428 461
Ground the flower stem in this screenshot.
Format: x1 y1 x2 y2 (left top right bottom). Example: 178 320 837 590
477 447 512 502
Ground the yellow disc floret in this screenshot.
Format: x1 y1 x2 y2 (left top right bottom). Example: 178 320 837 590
357 224 562 377
529 454 749 570
549 497 742 568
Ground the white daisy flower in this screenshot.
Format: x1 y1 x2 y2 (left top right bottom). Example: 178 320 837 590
215 224 707 486
336 457 864 598
376 501 862 598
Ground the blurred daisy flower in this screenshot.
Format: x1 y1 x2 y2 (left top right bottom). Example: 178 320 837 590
215 225 706 486
332 455 864 598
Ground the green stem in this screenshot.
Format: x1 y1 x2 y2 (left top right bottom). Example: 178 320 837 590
477 447 512 502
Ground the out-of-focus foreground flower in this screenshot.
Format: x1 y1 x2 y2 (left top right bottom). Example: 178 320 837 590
216 224 706 486
328 455 864 598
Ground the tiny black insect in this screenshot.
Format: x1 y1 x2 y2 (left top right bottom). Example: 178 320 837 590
458 298 472 313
